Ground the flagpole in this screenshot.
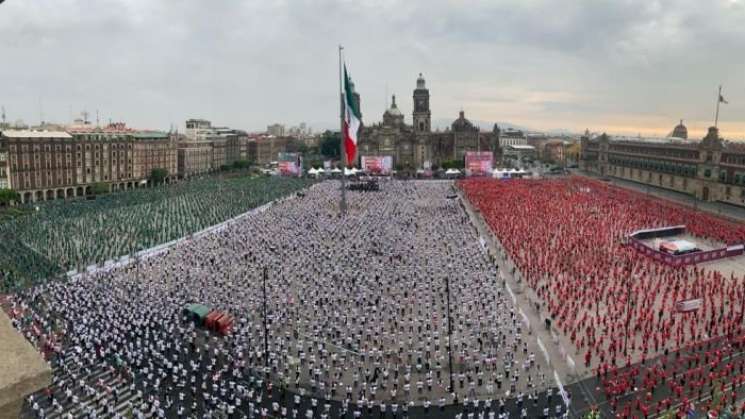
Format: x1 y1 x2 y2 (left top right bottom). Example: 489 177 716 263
714 85 722 128
338 45 348 216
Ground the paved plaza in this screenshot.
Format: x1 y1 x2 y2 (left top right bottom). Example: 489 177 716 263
7 180 569 419
6 175 745 418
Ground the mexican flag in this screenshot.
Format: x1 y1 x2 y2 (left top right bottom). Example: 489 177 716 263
343 65 361 166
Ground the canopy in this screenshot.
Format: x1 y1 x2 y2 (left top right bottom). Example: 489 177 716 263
445 169 461 174
307 167 318 175
330 167 342 173
183 303 210 322
315 168 325 173
344 167 360 176
660 240 698 253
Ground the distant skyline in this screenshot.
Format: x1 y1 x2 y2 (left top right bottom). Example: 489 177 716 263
1 0 745 139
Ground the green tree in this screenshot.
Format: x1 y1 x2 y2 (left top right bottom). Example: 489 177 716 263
149 168 169 185
232 160 252 170
90 182 110 195
441 159 465 170
319 130 341 160
0 189 20 206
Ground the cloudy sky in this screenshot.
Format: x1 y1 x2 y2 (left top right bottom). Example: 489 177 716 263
2 0 745 139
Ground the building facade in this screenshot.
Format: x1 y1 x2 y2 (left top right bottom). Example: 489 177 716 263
0 140 8 190
0 125 177 203
580 124 745 206
359 74 500 169
177 119 254 177
267 124 285 137
254 136 301 165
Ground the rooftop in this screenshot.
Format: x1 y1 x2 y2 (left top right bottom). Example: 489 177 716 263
0 130 72 139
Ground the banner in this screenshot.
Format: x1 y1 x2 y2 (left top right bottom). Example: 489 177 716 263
676 298 702 312
361 155 393 174
278 152 302 177
465 151 493 176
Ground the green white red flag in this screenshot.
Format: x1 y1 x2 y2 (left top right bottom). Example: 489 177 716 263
343 65 361 166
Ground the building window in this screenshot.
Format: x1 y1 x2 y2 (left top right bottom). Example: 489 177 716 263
704 169 711 178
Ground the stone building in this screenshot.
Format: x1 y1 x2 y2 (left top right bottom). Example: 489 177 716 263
580 123 745 206
0 124 177 204
0 140 8 190
254 136 302 165
359 74 500 169
177 119 254 176
177 139 213 177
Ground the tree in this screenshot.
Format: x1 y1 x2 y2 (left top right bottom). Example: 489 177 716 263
441 159 464 170
319 130 341 160
149 168 169 185
90 182 110 195
0 189 20 206
232 160 252 170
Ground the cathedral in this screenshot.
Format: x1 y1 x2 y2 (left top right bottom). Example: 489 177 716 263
358 74 501 170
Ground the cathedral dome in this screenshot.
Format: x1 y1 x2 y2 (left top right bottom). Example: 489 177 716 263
451 110 478 132
384 95 402 117
670 119 688 139
383 95 404 126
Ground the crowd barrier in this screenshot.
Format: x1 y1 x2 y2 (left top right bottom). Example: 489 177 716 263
627 225 744 267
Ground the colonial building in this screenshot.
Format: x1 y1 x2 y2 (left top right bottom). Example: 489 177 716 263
580 123 745 206
359 74 500 169
0 140 8 190
0 124 177 203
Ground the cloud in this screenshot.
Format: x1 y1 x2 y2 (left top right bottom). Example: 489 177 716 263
0 0 744 138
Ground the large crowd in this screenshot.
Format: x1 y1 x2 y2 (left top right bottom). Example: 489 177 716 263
0 176 314 293
460 176 745 417
6 180 569 418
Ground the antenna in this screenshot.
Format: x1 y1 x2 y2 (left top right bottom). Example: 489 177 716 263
96 109 100 127
1 106 5 125
82 110 89 125
39 97 44 126
385 83 388 110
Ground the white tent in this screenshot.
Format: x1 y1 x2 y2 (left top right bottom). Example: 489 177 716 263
445 169 461 175
330 167 342 174
344 167 360 176
315 167 325 174
307 167 318 175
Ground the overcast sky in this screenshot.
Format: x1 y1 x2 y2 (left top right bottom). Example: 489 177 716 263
2 0 745 139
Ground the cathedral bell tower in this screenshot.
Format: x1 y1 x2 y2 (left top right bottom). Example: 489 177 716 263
413 73 431 133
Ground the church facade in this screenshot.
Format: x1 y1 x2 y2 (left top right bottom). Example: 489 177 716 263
358 74 501 170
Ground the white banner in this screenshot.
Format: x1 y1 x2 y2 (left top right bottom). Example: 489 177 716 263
676 298 702 312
